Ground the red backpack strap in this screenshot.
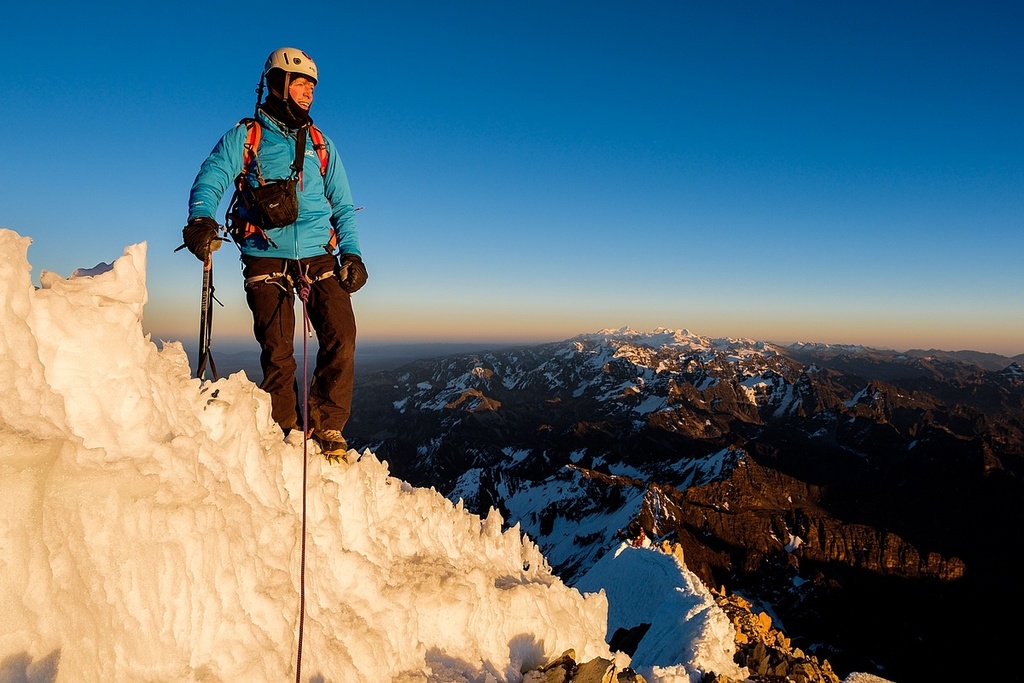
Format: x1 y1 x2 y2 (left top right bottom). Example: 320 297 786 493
309 123 339 252
228 119 270 244
309 125 329 176
242 119 262 182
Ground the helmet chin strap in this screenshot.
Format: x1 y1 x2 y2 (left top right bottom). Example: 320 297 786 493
257 71 292 105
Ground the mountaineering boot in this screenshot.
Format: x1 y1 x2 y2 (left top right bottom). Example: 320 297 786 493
311 428 349 462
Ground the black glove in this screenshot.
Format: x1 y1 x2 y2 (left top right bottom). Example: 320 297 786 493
337 253 368 293
181 217 222 261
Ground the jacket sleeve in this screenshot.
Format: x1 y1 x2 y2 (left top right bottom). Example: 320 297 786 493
187 123 248 222
321 135 361 257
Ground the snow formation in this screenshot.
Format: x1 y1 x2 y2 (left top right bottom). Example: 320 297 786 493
0 230 614 682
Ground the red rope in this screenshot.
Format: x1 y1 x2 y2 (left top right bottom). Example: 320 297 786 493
295 267 313 683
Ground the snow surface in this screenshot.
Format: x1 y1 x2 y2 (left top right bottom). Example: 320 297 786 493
575 542 744 680
0 230 890 682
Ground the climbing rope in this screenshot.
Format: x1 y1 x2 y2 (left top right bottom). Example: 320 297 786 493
294 265 313 683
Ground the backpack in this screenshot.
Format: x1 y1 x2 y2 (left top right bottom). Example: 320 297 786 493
227 118 337 251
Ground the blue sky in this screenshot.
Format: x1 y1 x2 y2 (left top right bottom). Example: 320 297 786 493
2 1 1021 355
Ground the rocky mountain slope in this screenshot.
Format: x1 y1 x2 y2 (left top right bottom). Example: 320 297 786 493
348 328 1023 682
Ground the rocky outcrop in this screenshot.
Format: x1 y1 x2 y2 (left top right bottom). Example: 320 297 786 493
444 387 502 412
708 587 841 683
624 460 967 586
524 650 647 682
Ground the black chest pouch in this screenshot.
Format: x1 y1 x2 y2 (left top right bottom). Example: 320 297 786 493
233 125 307 229
239 178 299 228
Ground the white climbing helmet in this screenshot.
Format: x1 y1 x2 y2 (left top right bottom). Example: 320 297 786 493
263 47 318 84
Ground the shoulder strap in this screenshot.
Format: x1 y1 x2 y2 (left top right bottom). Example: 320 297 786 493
227 118 271 245
309 125 329 176
309 124 336 253
241 118 262 179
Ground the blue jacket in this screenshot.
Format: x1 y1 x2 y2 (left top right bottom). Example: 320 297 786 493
188 109 360 259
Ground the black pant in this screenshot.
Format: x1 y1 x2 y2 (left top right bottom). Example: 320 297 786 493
241 254 356 433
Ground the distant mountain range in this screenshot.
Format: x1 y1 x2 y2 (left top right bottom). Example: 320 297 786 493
189 334 1024 380
346 327 1022 682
